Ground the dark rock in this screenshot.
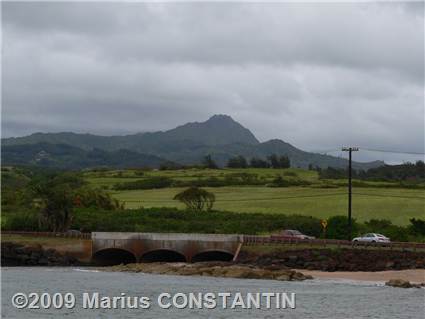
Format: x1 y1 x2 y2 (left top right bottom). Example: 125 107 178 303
237 248 425 272
1 242 80 267
385 279 423 289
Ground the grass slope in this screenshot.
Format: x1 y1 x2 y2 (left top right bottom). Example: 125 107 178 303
82 168 425 226
110 186 424 226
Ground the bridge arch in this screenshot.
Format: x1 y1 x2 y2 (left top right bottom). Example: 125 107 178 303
92 248 137 266
140 249 187 263
191 250 234 263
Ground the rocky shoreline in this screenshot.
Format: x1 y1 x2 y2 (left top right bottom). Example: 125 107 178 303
1 242 79 266
385 279 425 289
3 241 424 287
239 248 425 271
103 262 313 281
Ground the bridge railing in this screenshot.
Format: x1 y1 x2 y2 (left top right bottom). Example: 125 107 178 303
2 231 91 239
3 231 425 251
242 235 425 251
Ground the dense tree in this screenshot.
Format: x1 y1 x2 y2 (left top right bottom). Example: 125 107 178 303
267 154 279 168
30 173 85 232
29 172 123 231
279 155 291 169
173 187 215 211
249 157 270 168
202 155 218 169
267 154 291 168
409 218 425 236
319 161 425 182
326 215 359 240
227 155 248 168
74 187 124 210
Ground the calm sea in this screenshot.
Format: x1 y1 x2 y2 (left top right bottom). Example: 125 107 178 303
2 267 424 319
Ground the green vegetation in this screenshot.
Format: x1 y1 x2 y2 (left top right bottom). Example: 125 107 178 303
2 115 381 169
1 143 169 169
80 166 425 226
30 173 85 232
227 154 290 169
3 208 424 242
2 166 425 242
201 155 218 169
114 176 173 190
173 187 215 211
110 187 424 226
4 208 323 236
2 168 123 232
318 161 425 184
326 216 359 240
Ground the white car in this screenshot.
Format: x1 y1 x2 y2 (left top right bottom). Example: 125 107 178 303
352 233 390 243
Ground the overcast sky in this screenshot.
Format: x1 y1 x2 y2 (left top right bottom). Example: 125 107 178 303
2 2 424 163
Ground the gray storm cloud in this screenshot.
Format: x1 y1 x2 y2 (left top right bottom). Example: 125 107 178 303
1 2 424 163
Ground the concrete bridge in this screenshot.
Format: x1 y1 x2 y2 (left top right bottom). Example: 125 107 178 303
92 232 243 265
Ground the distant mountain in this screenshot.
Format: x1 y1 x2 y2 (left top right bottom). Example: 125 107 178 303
1 115 384 170
2 114 258 151
160 114 259 145
154 139 383 170
1 143 170 170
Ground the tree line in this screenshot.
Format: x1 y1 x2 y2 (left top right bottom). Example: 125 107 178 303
316 161 425 182
202 154 291 169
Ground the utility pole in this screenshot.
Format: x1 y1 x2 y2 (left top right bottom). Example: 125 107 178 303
342 147 359 240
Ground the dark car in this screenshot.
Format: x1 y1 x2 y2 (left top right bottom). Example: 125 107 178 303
271 229 315 240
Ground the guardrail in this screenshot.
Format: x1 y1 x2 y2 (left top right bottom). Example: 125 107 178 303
243 235 425 251
1 231 91 239
2 231 425 251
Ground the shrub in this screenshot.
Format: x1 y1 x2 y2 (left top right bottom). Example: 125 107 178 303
227 156 248 168
269 176 311 187
75 187 124 210
67 208 323 235
113 177 173 190
364 219 393 229
249 158 270 168
282 171 298 177
2 211 42 231
173 187 215 211
409 218 425 236
326 215 358 240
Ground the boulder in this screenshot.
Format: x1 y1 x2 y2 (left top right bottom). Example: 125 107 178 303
385 279 424 289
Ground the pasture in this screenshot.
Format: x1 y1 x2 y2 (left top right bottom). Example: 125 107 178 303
84 168 425 226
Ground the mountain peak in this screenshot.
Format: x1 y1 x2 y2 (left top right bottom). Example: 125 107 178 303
164 114 259 145
206 114 235 123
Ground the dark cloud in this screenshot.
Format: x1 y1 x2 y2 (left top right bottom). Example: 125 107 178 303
2 2 424 162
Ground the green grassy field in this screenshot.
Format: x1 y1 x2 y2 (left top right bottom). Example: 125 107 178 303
85 167 319 187
111 186 424 226
84 168 425 226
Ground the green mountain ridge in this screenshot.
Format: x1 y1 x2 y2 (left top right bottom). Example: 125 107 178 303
1 143 169 169
2 115 384 170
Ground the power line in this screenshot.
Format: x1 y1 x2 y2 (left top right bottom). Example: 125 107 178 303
358 148 425 156
310 149 342 154
312 147 424 156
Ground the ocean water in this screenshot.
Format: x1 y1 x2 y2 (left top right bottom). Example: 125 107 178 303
1 267 424 319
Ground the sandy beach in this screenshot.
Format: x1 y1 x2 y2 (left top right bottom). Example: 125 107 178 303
298 269 425 284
